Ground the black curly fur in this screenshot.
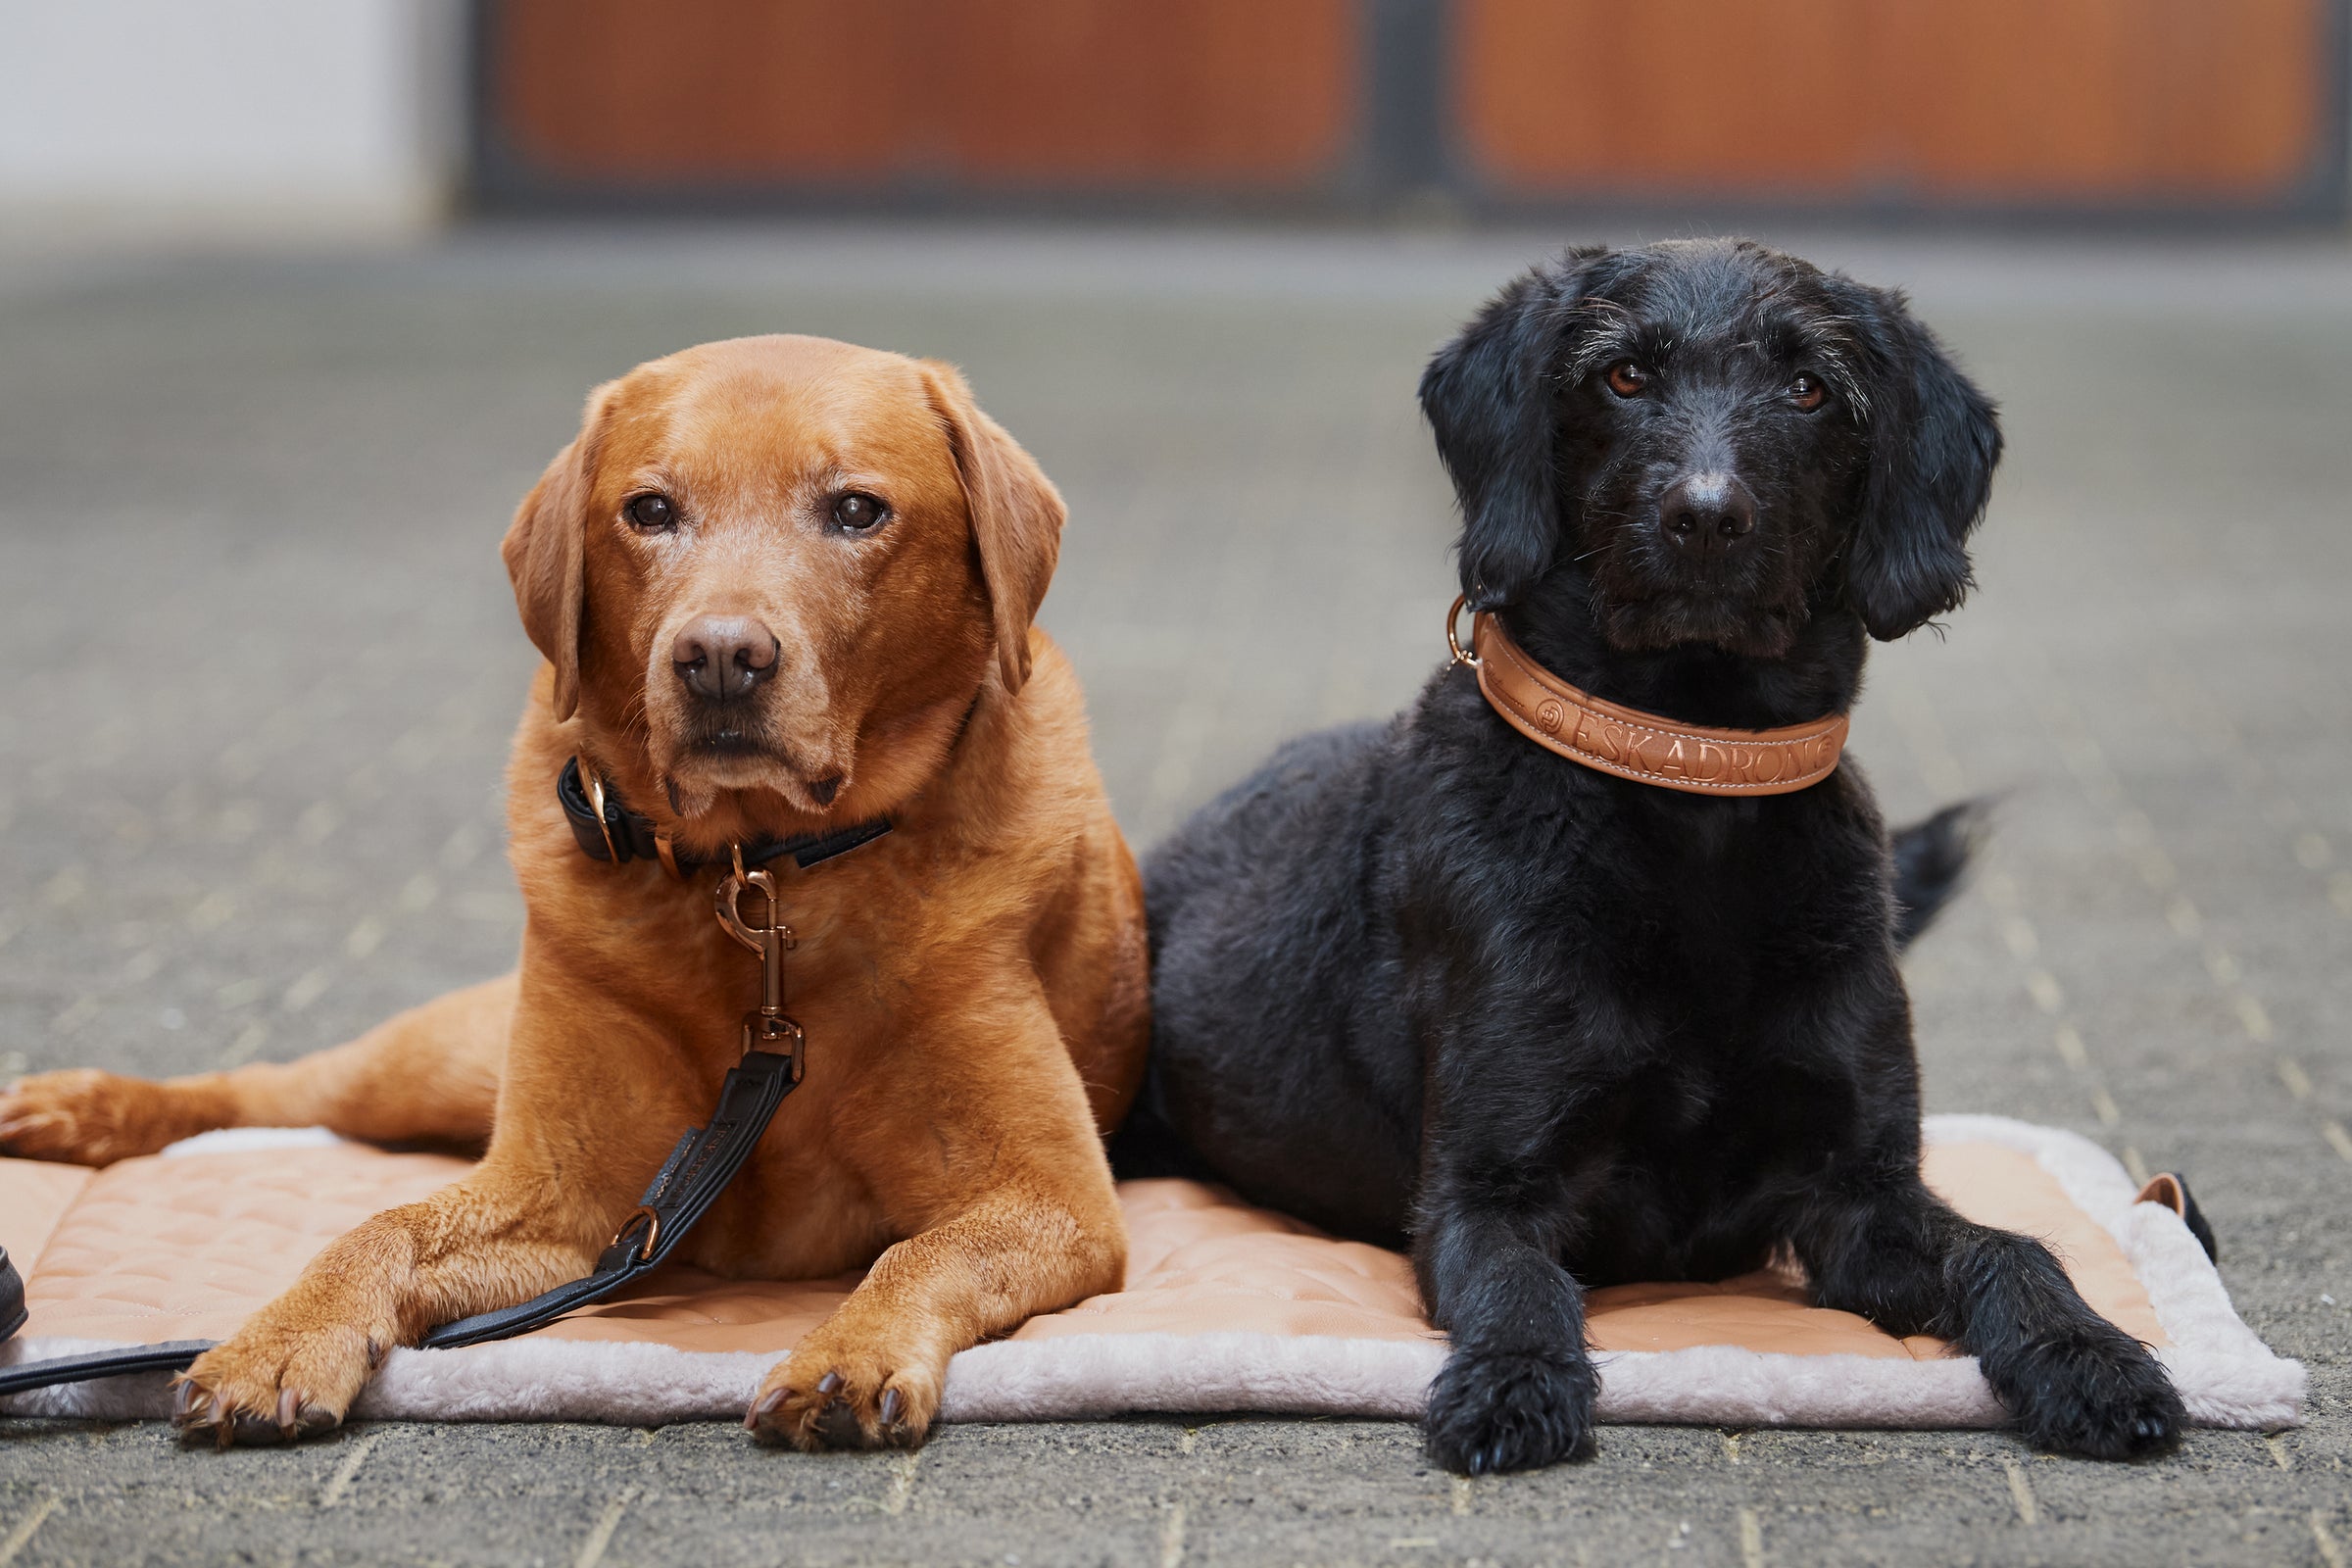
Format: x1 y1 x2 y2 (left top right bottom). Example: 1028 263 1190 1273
1122 241 2181 1474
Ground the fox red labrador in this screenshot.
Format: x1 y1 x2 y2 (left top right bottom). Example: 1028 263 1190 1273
0 334 1150 1449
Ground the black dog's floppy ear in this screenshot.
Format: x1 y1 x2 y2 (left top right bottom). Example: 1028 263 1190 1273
1840 286 2003 641
1420 262 1580 610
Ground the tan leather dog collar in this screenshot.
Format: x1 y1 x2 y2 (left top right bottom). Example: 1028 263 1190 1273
1446 597 1848 796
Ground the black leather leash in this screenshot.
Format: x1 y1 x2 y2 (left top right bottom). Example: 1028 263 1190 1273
422 1043 802 1348
0 762 887 1402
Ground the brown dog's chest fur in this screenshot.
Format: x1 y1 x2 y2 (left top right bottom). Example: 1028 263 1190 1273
543 855 962 1280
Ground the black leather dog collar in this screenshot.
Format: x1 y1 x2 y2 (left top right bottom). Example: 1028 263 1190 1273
558 757 892 876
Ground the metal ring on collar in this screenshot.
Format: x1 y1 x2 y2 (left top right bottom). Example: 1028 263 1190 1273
612 1205 662 1263
1446 594 1481 667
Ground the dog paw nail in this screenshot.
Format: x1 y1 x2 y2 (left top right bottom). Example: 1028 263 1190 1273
275 1391 300 1435
815 1371 843 1395
746 1388 788 1427
880 1388 904 1425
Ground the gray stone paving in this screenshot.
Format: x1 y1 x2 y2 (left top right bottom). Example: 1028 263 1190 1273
1 222 2348 1564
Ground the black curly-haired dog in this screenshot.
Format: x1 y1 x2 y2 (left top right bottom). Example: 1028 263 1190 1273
1121 239 2183 1474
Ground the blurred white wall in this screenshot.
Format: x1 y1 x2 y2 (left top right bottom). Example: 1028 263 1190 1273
0 0 461 236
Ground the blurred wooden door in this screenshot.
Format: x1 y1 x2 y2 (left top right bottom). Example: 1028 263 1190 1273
484 0 1360 195
473 0 2343 214
1453 0 2336 207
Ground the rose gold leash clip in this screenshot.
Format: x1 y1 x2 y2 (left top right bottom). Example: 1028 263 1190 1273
715 844 804 1078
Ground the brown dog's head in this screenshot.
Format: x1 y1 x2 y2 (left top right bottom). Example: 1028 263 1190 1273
501 335 1063 835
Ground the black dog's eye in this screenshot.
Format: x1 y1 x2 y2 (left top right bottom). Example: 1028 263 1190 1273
1604 361 1647 399
1789 373 1828 413
624 493 675 531
831 492 889 532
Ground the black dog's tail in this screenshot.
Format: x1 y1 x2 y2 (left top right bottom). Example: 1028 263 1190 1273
1890 800 1987 949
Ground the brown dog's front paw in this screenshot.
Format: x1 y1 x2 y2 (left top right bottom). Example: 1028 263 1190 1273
172 1320 378 1448
744 1341 941 1452
0 1069 208 1166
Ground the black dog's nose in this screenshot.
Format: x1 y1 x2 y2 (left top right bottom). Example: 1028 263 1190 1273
671 614 779 703
1659 473 1758 548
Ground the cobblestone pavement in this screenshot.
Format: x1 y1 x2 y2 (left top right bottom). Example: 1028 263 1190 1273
1 223 2348 1565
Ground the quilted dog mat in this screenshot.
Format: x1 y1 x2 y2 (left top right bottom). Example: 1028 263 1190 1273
0 1115 2302 1430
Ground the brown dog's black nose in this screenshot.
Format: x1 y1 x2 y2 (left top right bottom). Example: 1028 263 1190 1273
671 615 779 704
1659 473 1758 548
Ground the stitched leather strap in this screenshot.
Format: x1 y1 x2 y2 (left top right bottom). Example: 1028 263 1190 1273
0 1050 801 1397
1469 611 1848 796
423 1047 797 1348
0 1341 212 1397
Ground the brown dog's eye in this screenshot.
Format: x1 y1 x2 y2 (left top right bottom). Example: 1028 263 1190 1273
1604 362 1646 398
625 493 675 530
1789 374 1828 413
832 493 888 532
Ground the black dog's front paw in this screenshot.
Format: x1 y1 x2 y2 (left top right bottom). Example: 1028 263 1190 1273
1424 1349 1598 1475
1996 1326 2184 1460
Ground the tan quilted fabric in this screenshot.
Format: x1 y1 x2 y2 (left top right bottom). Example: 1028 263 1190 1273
15 1147 465 1345
0 1139 2164 1359
3 1161 91 1275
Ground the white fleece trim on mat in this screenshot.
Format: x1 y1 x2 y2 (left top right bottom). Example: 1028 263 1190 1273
1922 1114 2305 1430
0 1115 2304 1429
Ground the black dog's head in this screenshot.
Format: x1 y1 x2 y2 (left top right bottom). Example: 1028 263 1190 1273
1421 239 2001 657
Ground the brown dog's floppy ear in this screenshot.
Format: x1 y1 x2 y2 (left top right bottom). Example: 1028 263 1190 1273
501 383 614 722
921 361 1066 694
